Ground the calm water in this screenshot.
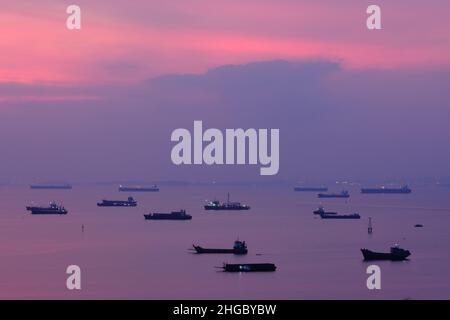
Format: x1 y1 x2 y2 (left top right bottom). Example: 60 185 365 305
0 184 449 299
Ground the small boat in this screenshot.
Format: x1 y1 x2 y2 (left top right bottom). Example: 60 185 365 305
118 184 159 192
97 196 137 207
318 190 350 198
414 224 423 228
294 186 328 192
313 206 337 215
361 245 411 261
222 263 276 272
193 240 248 255
26 202 68 215
144 209 192 220
320 212 360 219
204 193 250 211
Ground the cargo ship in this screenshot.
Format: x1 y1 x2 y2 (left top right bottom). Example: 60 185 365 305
222 263 276 272
144 209 192 220
294 186 328 192
193 240 248 255
118 185 159 192
97 196 137 207
361 245 411 261
313 206 338 215
26 202 68 215
318 190 349 198
361 185 411 194
30 184 72 190
320 212 360 219
204 193 250 211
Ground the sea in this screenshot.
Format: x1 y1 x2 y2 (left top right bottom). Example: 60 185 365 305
0 184 449 299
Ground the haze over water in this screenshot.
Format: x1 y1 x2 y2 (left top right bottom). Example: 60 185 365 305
0 184 449 299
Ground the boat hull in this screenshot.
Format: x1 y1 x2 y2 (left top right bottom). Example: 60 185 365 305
318 194 350 198
30 185 72 190
223 263 276 272
97 203 137 207
361 249 410 261
29 211 67 215
313 210 337 215
361 188 411 194
144 214 192 220
26 207 67 215
97 198 137 207
193 246 247 255
320 214 360 219
204 206 250 211
119 187 159 192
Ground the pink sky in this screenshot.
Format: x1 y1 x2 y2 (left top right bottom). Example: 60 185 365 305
0 1 449 183
1 0 450 84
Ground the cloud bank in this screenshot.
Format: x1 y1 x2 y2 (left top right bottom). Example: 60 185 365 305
1 60 449 184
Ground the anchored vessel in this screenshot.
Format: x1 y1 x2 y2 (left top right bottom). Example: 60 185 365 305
222 263 276 272
26 202 68 215
361 185 412 194
318 190 349 198
361 245 411 261
204 193 250 211
313 206 338 215
144 209 192 220
193 240 248 255
118 185 159 192
30 184 72 190
97 196 137 207
320 212 360 219
294 186 328 192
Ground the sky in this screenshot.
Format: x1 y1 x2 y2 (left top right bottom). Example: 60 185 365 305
0 0 449 184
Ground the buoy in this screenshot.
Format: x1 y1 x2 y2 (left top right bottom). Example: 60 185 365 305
368 217 373 234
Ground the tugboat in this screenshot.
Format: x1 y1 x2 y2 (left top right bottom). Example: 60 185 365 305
222 263 276 272
144 209 192 220
204 193 250 211
361 245 411 261
26 202 68 215
97 196 137 207
118 184 159 192
361 185 412 194
193 240 248 255
320 212 360 219
318 190 350 198
313 206 338 215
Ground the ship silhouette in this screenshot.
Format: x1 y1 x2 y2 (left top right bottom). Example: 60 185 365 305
361 245 411 261
221 263 276 272
193 240 248 255
118 184 159 192
204 193 250 211
361 185 412 194
97 196 137 207
318 190 350 198
144 209 192 220
26 202 68 215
